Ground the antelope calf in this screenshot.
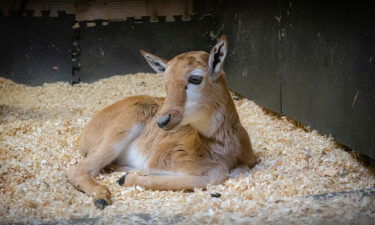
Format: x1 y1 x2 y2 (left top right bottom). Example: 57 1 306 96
66 35 256 209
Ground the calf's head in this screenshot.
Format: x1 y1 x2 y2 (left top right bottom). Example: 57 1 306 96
141 35 228 131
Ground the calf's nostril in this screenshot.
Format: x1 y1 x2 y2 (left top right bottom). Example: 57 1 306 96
156 114 171 128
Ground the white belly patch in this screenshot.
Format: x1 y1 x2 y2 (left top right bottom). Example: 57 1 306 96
113 124 148 169
124 143 148 170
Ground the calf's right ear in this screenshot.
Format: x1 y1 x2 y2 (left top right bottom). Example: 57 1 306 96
140 50 168 73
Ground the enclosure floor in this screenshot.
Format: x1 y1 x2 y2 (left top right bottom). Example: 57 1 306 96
0 74 374 224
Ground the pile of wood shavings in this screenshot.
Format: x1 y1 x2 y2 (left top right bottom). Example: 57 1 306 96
0 73 374 224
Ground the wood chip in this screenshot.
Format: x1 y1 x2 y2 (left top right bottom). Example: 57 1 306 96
323 168 338 177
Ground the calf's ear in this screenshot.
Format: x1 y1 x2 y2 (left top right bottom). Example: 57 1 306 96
208 35 228 80
140 50 168 73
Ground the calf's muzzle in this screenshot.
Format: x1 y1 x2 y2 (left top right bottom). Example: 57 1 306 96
156 114 171 128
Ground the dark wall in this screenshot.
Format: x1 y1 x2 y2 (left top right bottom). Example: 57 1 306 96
218 0 281 112
218 0 375 159
77 15 217 83
0 11 75 85
0 13 216 85
281 1 375 160
0 1 374 160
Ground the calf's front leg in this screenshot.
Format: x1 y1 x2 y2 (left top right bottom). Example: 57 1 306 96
66 142 117 209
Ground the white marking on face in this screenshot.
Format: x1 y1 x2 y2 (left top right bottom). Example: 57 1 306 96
181 69 206 126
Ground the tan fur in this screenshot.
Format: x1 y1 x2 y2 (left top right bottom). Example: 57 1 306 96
66 36 257 208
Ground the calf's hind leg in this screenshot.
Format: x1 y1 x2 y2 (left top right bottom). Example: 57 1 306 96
117 163 229 191
229 164 251 178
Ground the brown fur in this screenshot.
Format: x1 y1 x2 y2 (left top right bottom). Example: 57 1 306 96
66 36 257 208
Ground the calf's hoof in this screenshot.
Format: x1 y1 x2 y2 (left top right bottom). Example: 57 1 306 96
94 199 109 210
92 186 112 210
117 173 128 186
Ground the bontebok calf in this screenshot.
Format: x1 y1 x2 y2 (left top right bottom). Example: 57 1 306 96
66 35 257 209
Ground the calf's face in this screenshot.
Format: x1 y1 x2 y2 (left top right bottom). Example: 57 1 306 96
141 35 228 131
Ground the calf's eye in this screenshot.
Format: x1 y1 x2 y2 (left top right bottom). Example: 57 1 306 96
188 75 203 85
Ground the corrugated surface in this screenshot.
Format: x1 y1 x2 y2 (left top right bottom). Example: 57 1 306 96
0 0 193 22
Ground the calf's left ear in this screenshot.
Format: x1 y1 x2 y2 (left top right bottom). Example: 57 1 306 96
208 35 228 80
140 50 168 73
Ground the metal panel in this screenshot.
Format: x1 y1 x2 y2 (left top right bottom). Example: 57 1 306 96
218 0 375 159
0 11 75 85
77 15 217 83
218 0 281 113
280 1 375 159
17 0 192 22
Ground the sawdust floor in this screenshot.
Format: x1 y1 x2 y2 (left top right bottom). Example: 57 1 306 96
0 73 374 224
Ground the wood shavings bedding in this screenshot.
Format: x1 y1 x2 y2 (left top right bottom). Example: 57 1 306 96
0 73 374 224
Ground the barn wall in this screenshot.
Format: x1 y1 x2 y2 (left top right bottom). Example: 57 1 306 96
0 0 214 85
0 11 75 85
0 0 374 160
218 0 375 159
217 0 281 113
0 0 194 21
76 15 217 83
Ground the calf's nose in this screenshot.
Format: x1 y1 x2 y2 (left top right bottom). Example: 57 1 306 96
156 114 171 128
